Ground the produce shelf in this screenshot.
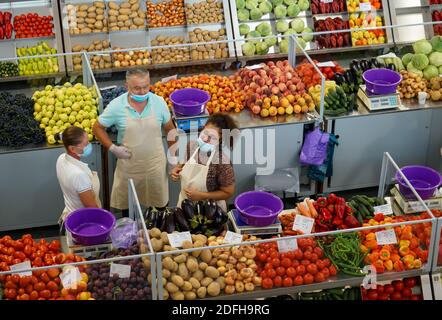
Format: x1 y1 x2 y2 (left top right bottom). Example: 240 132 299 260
204 268 427 300
0 71 66 83
0 35 55 43
311 11 349 18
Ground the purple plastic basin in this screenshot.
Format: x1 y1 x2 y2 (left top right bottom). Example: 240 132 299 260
363 68 402 95
234 191 283 227
170 88 210 116
65 208 116 245
395 165 442 200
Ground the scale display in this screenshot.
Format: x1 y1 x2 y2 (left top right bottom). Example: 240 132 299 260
172 109 210 132
358 85 400 111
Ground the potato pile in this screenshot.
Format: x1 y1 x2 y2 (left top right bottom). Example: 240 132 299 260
189 28 228 61
427 77 442 101
107 0 145 31
148 228 261 300
185 0 224 24
67 2 108 35
146 0 186 28
151 35 190 64
71 41 111 71
112 48 151 68
398 70 428 99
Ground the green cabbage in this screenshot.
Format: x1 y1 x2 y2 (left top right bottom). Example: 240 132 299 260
431 36 442 52
271 0 283 6
256 42 269 55
412 53 429 70
298 0 310 11
259 1 273 14
284 0 295 5
246 30 262 45
407 62 424 77
429 51 442 67
284 28 297 36
242 43 256 56
236 0 246 9
256 22 272 36
413 39 432 55
246 0 259 9
287 4 300 17
274 5 287 18
279 39 289 53
296 38 307 52
290 18 305 33
237 9 250 21
302 27 313 42
423 65 439 80
401 53 414 66
250 7 263 20
276 20 289 33
239 24 250 35
265 36 277 47
439 66 442 74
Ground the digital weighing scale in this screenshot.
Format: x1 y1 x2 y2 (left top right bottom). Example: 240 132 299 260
391 185 442 214
228 210 282 236
357 85 401 111
172 108 210 132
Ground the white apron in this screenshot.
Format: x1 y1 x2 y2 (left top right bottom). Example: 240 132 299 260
111 105 168 209
177 147 227 212
59 158 101 231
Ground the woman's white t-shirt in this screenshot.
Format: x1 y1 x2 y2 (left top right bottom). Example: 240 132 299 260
56 153 92 213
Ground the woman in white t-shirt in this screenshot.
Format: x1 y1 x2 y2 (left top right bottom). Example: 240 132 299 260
55 126 101 227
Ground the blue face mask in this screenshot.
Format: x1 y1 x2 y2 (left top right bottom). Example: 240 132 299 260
197 137 215 153
130 92 150 102
79 143 92 158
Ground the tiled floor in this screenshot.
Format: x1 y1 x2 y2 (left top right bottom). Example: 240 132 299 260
0 187 379 240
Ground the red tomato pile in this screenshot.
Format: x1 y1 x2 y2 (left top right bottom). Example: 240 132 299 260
362 277 423 300
13 13 54 39
255 237 337 289
0 234 86 300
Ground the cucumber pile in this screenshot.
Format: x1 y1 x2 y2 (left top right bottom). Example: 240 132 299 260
323 85 355 116
299 287 362 300
0 62 19 78
348 195 387 223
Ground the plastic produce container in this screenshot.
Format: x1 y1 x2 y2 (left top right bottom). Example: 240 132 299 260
170 88 210 116
234 191 284 226
396 165 442 200
362 68 402 95
65 208 116 245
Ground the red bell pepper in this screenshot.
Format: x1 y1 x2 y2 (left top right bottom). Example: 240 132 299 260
332 217 343 227
5 23 11 39
0 12 3 26
320 208 333 222
344 215 361 228
344 205 353 215
4 12 11 24
0 27 3 40
373 213 384 222
316 197 327 208
327 204 335 214
327 193 338 204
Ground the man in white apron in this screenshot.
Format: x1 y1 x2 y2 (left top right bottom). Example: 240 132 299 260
93 69 176 215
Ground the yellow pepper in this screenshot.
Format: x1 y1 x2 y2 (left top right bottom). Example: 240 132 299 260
366 233 376 241
360 244 369 254
399 240 411 248
380 249 391 261
384 260 393 271
413 259 422 269
403 254 415 264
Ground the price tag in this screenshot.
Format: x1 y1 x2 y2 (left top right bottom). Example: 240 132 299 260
320 0 333 3
292 215 315 234
167 231 193 248
161 74 177 83
277 238 298 253
224 231 243 244
359 2 372 11
10 261 32 277
373 204 393 215
110 263 131 279
60 267 82 289
375 229 397 245
245 63 264 70
100 85 117 91
316 61 336 68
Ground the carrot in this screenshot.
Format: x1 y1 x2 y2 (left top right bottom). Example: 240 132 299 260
297 202 311 218
305 199 318 218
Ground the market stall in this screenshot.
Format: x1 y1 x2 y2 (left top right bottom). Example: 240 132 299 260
0 52 103 231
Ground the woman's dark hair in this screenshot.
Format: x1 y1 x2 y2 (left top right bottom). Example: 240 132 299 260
205 113 238 150
54 126 86 150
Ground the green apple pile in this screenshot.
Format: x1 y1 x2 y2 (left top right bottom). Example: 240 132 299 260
32 82 99 144
16 41 59 76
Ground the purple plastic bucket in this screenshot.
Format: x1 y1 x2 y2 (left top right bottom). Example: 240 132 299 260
362 68 402 95
170 88 210 116
65 208 116 245
395 165 442 200
234 191 283 227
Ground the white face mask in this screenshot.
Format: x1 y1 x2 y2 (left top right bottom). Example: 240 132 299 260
197 137 215 153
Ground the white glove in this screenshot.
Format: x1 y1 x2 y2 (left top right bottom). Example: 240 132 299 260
109 144 132 159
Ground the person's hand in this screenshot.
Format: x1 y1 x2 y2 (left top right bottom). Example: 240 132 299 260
184 187 206 201
109 144 132 159
170 166 183 182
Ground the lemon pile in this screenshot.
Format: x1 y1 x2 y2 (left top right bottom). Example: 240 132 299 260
32 82 99 144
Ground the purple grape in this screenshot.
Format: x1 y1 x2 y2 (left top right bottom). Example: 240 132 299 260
105 292 113 300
